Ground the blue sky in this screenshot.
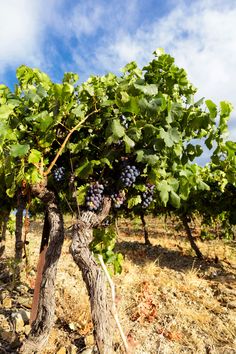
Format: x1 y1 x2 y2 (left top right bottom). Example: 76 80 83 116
0 0 236 149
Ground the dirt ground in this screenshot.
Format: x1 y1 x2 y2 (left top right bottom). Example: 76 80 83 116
0 216 236 354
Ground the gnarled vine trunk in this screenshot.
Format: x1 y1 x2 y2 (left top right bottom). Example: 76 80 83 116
15 193 26 262
182 215 203 259
20 183 64 354
140 213 151 245
0 211 10 258
70 198 113 354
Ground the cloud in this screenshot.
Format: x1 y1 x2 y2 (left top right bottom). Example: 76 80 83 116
0 0 42 74
1 0 235 145
0 0 66 79
89 0 236 145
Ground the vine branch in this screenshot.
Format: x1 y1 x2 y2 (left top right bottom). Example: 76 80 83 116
44 109 99 176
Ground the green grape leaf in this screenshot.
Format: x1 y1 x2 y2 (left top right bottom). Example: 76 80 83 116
167 177 179 192
127 195 142 208
179 180 190 200
37 112 54 132
75 161 94 179
28 168 43 184
205 99 217 118
10 144 30 158
197 180 210 191
134 184 146 192
170 190 180 208
76 185 88 205
111 119 125 138
160 127 180 148
157 180 171 206
28 149 42 164
123 134 135 153
0 105 14 119
134 83 158 96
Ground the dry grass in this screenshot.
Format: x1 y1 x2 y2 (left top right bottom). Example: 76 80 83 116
0 216 236 353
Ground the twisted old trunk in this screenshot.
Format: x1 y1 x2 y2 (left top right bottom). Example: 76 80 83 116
20 182 64 354
15 193 26 262
140 212 151 246
70 198 113 354
182 215 203 259
0 210 10 258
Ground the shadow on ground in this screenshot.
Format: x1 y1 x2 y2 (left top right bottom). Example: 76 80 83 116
115 240 236 284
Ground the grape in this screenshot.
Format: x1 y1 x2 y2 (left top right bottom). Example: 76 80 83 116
120 165 140 187
141 183 155 209
120 115 129 129
85 182 104 212
111 190 126 208
53 167 65 182
103 217 111 227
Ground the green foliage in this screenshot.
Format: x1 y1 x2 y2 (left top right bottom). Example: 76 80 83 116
91 226 123 274
0 49 235 269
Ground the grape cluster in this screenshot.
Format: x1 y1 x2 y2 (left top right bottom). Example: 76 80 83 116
120 115 129 129
53 167 65 182
85 182 104 211
120 165 140 187
141 184 155 209
111 190 126 208
102 217 111 227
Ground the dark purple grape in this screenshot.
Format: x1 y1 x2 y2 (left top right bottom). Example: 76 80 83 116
85 182 104 212
120 115 129 129
120 165 140 187
141 184 155 209
103 217 111 227
111 190 126 208
53 167 65 182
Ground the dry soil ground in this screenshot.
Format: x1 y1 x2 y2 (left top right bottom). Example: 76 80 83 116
0 216 236 354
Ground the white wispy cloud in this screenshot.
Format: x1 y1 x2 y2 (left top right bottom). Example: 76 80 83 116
0 0 65 78
93 1 236 112
1 0 235 146
0 0 42 75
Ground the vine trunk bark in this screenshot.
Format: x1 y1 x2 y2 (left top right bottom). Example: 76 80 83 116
20 183 64 354
140 213 151 245
70 198 113 354
15 193 26 262
0 211 10 258
182 215 203 259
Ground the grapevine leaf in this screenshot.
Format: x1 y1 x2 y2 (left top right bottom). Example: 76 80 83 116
111 119 125 138
160 128 180 148
157 180 170 206
29 168 43 184
197 180 210 191
133 83 158 96
76 185 88 205
0 105 14 119
167 177 179 192
10 144 30 158
113 253 123 274
127 127 142 142
170 191 180 208
134 184 146 192
127 195 142 208
72 105 85 118
100 158 113 169
75 161 94 179
28 149 42 164
37 112 54 132
179 180 190 200
123 134 135 153
205 100 217 118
